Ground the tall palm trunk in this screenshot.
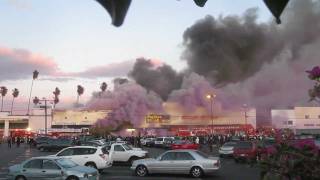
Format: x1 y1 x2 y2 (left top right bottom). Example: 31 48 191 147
1 96 3 112
27 79 34 115
77 95 80 104
10 97 15 115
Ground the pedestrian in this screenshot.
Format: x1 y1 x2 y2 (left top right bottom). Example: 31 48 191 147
7 136 12 148
16 136 20 148
195 137 199 144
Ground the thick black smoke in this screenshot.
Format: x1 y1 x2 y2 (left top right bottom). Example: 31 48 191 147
129 58 183 100
182 8 284 85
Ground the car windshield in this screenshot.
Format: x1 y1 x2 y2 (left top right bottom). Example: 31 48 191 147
56 159 77 168
195 151 209 159
223 142 237 147
123 144 133 150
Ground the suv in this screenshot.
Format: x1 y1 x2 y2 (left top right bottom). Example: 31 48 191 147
52 146 112 173
233 141 257 163
154 137 174 148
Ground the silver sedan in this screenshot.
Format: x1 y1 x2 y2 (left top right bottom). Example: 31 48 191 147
7 156 99 180
131 150 220 178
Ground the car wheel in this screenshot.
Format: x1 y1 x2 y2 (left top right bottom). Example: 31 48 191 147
39 147 45 152
85 162 97 169
190 166 203 178
66 176 79 180
15 175 26 180
129 156 139 165
135 165 148 177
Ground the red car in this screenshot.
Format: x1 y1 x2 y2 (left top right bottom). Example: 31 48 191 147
233 141 258 163
171 140 199 150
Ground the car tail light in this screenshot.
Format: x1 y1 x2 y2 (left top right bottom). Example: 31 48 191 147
99 154 107 160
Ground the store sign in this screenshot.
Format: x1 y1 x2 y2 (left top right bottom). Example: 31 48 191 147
145 114 170 123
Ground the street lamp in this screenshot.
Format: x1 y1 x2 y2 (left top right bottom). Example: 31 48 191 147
243 104 248 132
206 93 216 135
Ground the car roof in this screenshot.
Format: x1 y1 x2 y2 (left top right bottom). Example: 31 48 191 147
166 149 197 153
68 146 99 148
30 156 62 160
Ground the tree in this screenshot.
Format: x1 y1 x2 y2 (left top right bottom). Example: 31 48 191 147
33 96 40 105
27 70 39 114
53 87 61 108
0 86 8 112
100 82 107 96
76 85 84 104
10 88 19 114
306 66 320 103
100 82 107 92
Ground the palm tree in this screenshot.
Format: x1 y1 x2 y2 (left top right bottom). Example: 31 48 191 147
27 70 39 114
53 87 61 108
33 96 40 105
77 85 84 104
11 88 19 115
100 82 107 96
54 96 59 108
0 86 8 112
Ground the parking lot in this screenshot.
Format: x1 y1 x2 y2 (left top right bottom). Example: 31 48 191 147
0 143 261 180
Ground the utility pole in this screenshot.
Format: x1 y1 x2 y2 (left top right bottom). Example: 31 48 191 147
44 99 48 135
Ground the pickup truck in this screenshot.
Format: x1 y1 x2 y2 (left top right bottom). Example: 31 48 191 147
106 143 148 164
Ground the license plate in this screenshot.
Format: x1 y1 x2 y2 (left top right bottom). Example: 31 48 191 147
240 154 245 157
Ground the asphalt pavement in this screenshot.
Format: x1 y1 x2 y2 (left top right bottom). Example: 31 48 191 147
0 143 261 180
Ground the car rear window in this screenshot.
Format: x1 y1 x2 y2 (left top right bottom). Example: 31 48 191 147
236 142 253 148
156 138 164 141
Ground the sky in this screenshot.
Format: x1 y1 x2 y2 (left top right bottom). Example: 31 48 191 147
0 0 272 111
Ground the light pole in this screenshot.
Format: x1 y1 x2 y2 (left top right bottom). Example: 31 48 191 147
206 94 216 135
243 104 248 133
38 98 54 135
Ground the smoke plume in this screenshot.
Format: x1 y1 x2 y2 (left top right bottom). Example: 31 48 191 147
87 81 164 129
129 58 183 100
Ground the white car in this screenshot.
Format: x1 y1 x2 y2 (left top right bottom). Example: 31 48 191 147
52 146 112 173
154 137 174 147
107 143 148 164
218 142 238 157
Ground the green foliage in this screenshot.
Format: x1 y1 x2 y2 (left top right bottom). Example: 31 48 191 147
260 143 320 180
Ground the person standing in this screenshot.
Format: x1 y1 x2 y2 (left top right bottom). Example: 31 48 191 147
16 136 20 148
7 136 12 148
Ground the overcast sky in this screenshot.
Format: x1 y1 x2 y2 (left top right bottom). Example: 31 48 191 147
0 0 272 110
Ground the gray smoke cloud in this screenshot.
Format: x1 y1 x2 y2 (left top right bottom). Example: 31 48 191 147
129 58 183 100
182 0 320 86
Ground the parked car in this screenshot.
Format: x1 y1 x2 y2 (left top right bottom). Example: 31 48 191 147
37 139 74 152
7 156 98 180
171 140 199 150
33 136 52 147
52 146 112 173
141 138 155 147
154 137 174 148
90 139 106 146
218 141 237 157
256 138 277 159
131 150 220 178
233 141 257 163
105 143 148 164
80 141 102 147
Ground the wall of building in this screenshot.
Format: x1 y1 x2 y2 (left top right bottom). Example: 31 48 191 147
271 109 295 129
271 107 320 134
141 102 257 129
52 110 110 126
28 108 52 133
